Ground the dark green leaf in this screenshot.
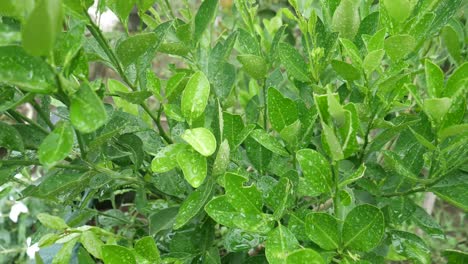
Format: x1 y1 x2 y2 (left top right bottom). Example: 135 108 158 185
267 87 298 132
0 121 24 152
193 0 218 42
296 149 333 195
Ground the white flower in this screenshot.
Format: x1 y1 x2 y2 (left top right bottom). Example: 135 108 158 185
9 202 28 223
26 237 40 259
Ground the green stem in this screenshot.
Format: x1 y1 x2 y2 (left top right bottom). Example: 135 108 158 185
141 104 173 144
30 99 55 130
7 110 50 135
75 129 88 160
0 159 89 171
332 161 342 219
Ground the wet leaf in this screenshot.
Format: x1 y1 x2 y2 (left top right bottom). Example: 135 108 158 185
305 212 340 250
181 71 211 124
38 121 74 168
285 248 325 264
135 236 161 263
238 54 268 80
101 245 136 264
384 34 416 61
174 181 213 229
116 33 157 67
70 83 108 133
177 148 207 188
278 43 310 82
249 129 289 157
181 127 217 157
265 225 299 264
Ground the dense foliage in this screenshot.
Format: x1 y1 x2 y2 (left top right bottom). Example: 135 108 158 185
0 0 467 263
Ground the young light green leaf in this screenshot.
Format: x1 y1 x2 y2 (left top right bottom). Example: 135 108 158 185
116 33 157 67
237 54 268 80
268 87 298 132
151 143 186 173
384 34 416 61
285 248 325 264
321 123 344 161
332 60 361 81
101 245 136 264
22 0 63 56
0 121 24 152
363 49 385 76
296 149 333 195
331 0 360 40
305 212 340 250
181 71 210 124
81 231 103 259
425 59 444 98
280 120 302 150
193 0 218 42
0 46 56 93
52 237 78 264
423 97 452 123
265 225 300 264
278 43 310 82
70 83 108 133
135 236 161 263
174 180 213 229
212 139 230 176
38 121 73 168
342 204 385 251
177 148 207 188
181 127 217 157
249 129 289 157
382 0 411 24
444 62 467 97
37 213 69 230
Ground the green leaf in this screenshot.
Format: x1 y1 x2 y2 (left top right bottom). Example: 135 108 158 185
384 34 416 61
339 164 366 188
285 248 325 264
278 43 310 82
443 250 468 263
249 129 289 157
116 32 157 67
181 71 210 124
390 230 430 264
238 54 268 80
101 245 136 264
265 177 293 220
37 213 69 230
193 0 218 42
331 0 360 39
411 206 444 239
151 143 186 173
305 212 340 250
342 204 385 251
52 237 78 264
444 62 467 97
212 139 230 176
268 87 298 132
210 62 236 99
442 25 462 63
81 231 104 259
429 172 467 211
70 83 108 133
296 149 333 195
366 28 386 52
135 236 161 263
280 120 302 150
22 0 63 56
382 0 411 24
39 123 73 167
225 173 262 214
149 207 179 235
0 46 56 93
265 225 300 264
107 0 134 25
245 136 272 172
423 97 452 123
425 60 444 98
0 121 24 152
174 181 213 229
321 123 344 161
181 127 217 157
363 49 385 76
331 60 361 81
177 148 207 188
223 112 246 149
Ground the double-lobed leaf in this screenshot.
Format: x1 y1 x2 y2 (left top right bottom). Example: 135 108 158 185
177 148 207 188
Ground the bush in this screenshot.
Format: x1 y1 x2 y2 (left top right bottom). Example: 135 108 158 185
0 0 467 263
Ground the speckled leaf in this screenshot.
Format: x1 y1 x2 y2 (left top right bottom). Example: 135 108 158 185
285 248 325 264
81 231 103 259
268 87 298 132
342 204 385 251
423 97 452 124
174 180 213 229
135 236 160 263
181 127 217 157
0 121 24 152
238 54 268 80
331 0 360 39
384 35 415 61
193 0 218 42
265 177 293 220
101 245 136 264
265 225 300 264
38 122 73 168
339 164 366 188
177 148 207 188
278 43 310 82
70 83 108 133
225 173 262 214
363 49 385 76
296 149 333 194
305 212 340 250
116 33 157 67
444 62 467 97
390 230 430 264
151 143 186 173
0 46 56 93
212 139 230 176
425 59 444 98
245 136 272 172
181 71 210 124
249 129 289 157
321 123 344 161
